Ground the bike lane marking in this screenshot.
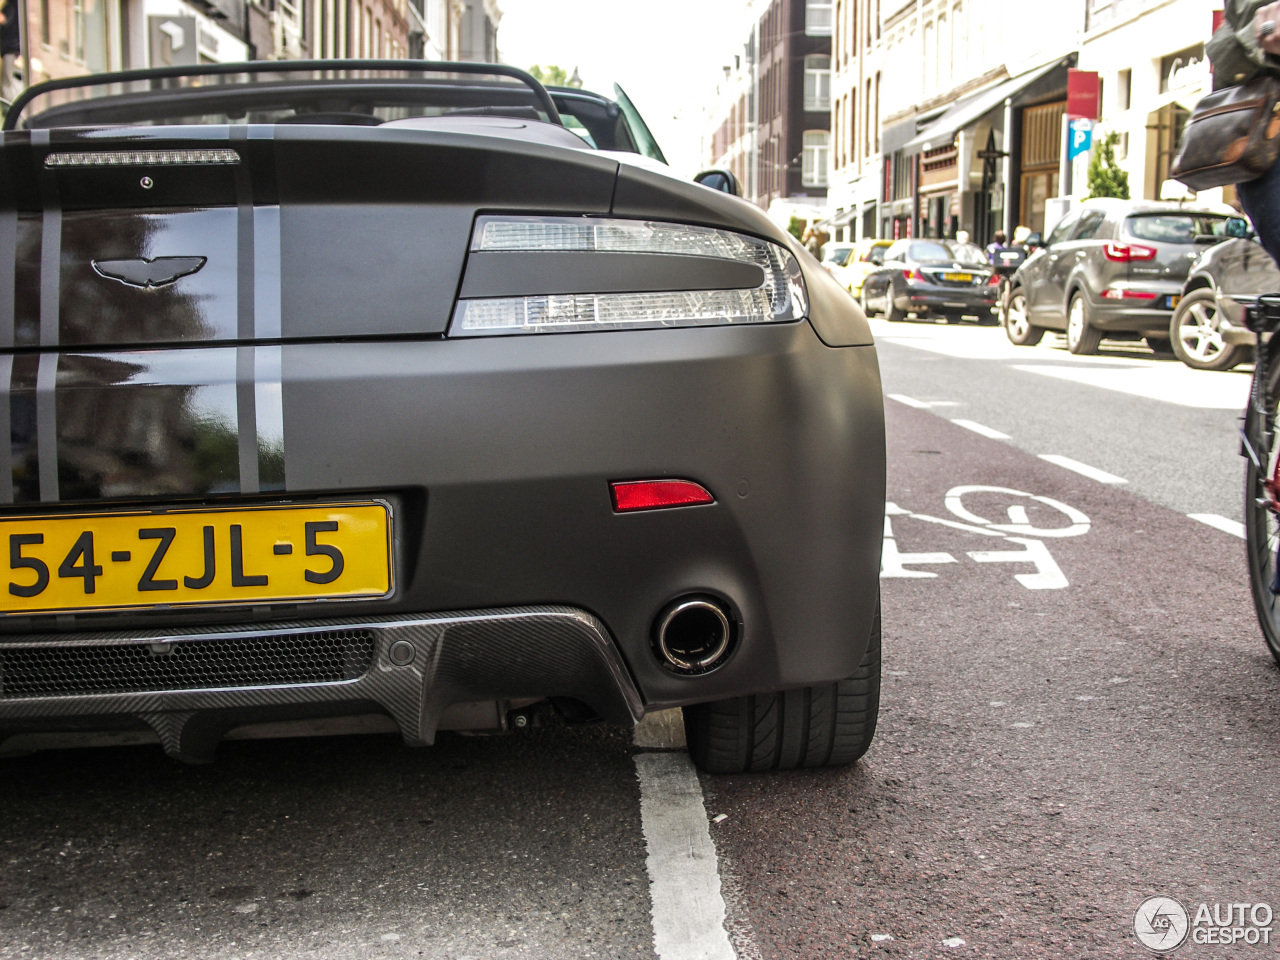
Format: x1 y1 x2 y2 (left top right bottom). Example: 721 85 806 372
883 488 1090 589
633 712 739 960
951 419 1011 440
1188 513 1246 539
1037 454 1127 484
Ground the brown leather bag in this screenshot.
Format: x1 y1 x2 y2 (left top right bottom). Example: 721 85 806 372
1171 76 1280 190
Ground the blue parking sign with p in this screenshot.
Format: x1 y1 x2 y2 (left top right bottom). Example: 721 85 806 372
1068 119 1093 161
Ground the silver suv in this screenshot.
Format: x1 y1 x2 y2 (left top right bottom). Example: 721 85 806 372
1002 199 1244 355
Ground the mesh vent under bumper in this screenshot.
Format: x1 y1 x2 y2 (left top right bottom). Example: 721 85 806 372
0 630 377 699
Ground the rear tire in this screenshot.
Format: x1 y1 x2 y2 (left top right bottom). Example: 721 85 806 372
885 295 906 323
1003 290 1044 345
1066 293 1103 355
684 600 881 774
861 288 879 319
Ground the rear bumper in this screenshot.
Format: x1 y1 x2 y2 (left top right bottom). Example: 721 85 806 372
0 606 641 761
1 320 887 743
897 286 997 313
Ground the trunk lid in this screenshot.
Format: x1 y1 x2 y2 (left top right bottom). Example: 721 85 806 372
2 126 619 348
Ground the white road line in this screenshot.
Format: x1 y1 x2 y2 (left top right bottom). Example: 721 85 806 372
951 419 1011 440
887 393 931 409
1038 454 1128 485
634 714 737 960
1188 513 1246 539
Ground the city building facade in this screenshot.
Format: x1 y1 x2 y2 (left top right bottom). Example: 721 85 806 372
879 0 1081 243
705 0 832 222
827 0 883 243
9 0 494 102
1078 0 1220 206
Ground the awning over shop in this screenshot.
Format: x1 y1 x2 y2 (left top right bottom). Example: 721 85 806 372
902 58 1069 156
819 208 859 230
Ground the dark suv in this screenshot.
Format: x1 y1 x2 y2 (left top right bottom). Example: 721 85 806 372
1001 199 1241 354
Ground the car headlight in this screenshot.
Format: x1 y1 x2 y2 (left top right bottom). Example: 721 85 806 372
449 216 808 336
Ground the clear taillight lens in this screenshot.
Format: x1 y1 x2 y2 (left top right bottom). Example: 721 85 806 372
451 216 808 336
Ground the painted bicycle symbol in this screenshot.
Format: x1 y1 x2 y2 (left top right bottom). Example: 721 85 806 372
882 485 1091 590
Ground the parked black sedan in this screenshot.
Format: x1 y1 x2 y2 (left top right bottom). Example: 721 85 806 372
0 61 884 775
1002 198 1242 355
860 238 1000 324
1170 236 1279 370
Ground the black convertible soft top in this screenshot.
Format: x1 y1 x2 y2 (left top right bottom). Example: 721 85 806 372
5 60 564 131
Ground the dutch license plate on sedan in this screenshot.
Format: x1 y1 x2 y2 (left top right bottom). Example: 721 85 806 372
1 502 393 615
943 272 973 282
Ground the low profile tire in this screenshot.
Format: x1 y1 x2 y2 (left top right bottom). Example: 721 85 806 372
1170 289 1245 370
1003 290 1044 345
684 600 881 774
1066 293 1103 355
885 295 906 323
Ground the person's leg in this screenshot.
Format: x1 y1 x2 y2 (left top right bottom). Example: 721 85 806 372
1239 160 1280 267
1 54 16 103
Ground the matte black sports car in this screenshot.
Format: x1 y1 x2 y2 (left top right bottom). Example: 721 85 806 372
0 62 885 774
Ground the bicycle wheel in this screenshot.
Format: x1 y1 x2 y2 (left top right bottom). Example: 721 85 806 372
1244 351 1280 666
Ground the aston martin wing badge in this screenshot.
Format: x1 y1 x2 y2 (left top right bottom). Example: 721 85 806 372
91 256 207 289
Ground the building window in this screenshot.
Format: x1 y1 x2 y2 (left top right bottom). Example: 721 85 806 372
806 0 833 36
804 55 831 111
803 130 830 188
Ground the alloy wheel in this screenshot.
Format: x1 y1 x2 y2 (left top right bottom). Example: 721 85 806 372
1067 298 1084 349
1178 300 1226 364
1006 294 1030 340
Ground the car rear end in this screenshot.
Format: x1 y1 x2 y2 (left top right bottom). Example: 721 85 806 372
0 65 886 767
1089 208 1232 335
894 242 999 319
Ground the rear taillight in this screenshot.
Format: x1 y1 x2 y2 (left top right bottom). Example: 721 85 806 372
1103 241 1158 262
1101 288 1159 300
904 268 926 282
611 480 715 512
987 274 1002 286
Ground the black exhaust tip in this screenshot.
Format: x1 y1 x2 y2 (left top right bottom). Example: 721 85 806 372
653 597 734 674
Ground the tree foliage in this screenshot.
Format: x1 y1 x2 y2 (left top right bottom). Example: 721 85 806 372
528 65 581 89
787 216 806 242
1087 131 1130 200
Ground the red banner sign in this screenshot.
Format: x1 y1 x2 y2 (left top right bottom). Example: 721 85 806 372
1067 69 1100 121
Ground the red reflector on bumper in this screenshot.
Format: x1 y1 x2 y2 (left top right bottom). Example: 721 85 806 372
611 480 715 512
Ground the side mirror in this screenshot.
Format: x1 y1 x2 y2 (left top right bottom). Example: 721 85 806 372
1226 217 1253 239
694 169 741 196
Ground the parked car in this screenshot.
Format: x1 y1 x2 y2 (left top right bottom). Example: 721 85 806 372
820 241 856 284
860 238 1000 323
1001 198 1244 355
843 238 894 297
1170 236 1279 370
0 61 885 775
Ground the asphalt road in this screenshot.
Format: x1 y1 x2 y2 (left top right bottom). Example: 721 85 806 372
2 317 1276 959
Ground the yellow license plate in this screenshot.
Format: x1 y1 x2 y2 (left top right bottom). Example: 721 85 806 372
1171 295 1182 309
943 272 973 282
0 502 393 615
